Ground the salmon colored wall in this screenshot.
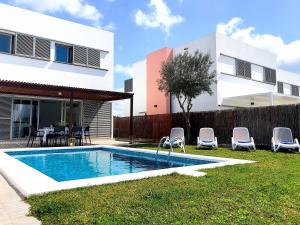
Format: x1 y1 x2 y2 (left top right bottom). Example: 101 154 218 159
146 48 173 115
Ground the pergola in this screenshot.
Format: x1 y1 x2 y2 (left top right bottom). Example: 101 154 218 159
222 92 300 108
0 79 134 140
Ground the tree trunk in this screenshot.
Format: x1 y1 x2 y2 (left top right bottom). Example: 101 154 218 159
185 113 191 144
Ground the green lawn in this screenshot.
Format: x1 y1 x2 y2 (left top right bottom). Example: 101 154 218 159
26 146 300 225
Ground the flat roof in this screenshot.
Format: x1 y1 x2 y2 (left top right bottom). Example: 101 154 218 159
0 79 132 101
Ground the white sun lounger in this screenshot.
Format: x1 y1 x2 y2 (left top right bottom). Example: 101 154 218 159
163 127 185 152
232 127 256 150
271 127 300 152
197 128 218 149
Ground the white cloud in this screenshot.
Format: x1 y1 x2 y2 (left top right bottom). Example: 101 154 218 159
216 17 243 36
112 100 124 117
113 88 125 116
103 22 116 31
135 0 184 36
217 17 300 71
11 0 103 27
115 64 134 77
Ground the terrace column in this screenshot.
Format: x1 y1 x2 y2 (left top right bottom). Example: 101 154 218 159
129 96 133 144
68 89 74 137
269 92 274 106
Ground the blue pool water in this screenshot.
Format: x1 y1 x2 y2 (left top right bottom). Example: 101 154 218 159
7 148 216 182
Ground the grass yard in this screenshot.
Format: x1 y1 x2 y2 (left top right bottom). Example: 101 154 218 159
26 146 300 225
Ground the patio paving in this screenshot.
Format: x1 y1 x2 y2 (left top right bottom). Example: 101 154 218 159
0 175 41 225
0 138 130 149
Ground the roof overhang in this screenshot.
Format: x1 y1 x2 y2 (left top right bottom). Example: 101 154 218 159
222 92 300 108
0 80 133 101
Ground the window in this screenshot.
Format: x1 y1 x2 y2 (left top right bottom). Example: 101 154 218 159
124 79 133 92
283 83 291 95
55 44 73 63
219 55 235 75
264 67 276 84
235 59 251 78
291 85 299 96
277 82 283 93
251 64 264 81
0 32 13 54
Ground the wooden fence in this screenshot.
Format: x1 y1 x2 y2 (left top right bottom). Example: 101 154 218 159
114 104 300 147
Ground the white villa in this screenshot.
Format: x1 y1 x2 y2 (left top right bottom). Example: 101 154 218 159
124 33 300 116
0 3 133 140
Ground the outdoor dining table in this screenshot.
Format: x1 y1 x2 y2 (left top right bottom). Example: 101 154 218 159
39 127 54 144
38 127 85 145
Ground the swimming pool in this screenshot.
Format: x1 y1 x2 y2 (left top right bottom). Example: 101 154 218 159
0 145 255 197
7 148 215 182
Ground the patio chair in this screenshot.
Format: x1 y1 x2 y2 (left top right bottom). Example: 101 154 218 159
47 126 65 146
27 126 44 147
271 127 300 152
84 126 91 145
162 127 185 152
197 128 218 149
232 127 256 150
72 126 83 146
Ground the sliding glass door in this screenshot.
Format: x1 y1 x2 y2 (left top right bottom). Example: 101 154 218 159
11 98 82 138
12 99 39 138
62 102 82 127
39 100 62 128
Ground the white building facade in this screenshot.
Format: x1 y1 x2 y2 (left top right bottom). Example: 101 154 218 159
124 33 300 116
0 4 123 140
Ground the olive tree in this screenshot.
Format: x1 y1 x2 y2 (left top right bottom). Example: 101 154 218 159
157 50 216 143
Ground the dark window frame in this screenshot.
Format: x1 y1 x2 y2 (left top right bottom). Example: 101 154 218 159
277 81 283 94
291 84 299 96
55 43 73 64
263 67 276 85
0 32 13 54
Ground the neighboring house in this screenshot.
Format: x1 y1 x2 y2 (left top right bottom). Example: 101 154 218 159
0 3 132 140
124 33 300 116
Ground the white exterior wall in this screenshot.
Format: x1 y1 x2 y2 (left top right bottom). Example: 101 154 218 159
215 33 277 106
124 60 147 116
0 3 113 91
172 33 218 112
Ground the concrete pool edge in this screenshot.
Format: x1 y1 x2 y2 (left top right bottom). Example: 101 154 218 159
0 145 255 197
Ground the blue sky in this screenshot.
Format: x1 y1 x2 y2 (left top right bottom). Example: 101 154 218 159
2 0 300 91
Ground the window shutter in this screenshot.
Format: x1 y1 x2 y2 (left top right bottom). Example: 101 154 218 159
35 38 50 60
16 34 34 56
88 48 100 68
244 62 251 78
236 59 244 76
73 45 87 65
264 68 276 84
277 82 283 93
291 85 299 96
235 59 251 79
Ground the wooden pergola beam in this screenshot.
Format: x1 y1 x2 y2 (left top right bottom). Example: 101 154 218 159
0 79 134 141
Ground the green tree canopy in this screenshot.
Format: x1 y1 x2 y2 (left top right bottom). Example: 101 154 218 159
158 50 216 143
